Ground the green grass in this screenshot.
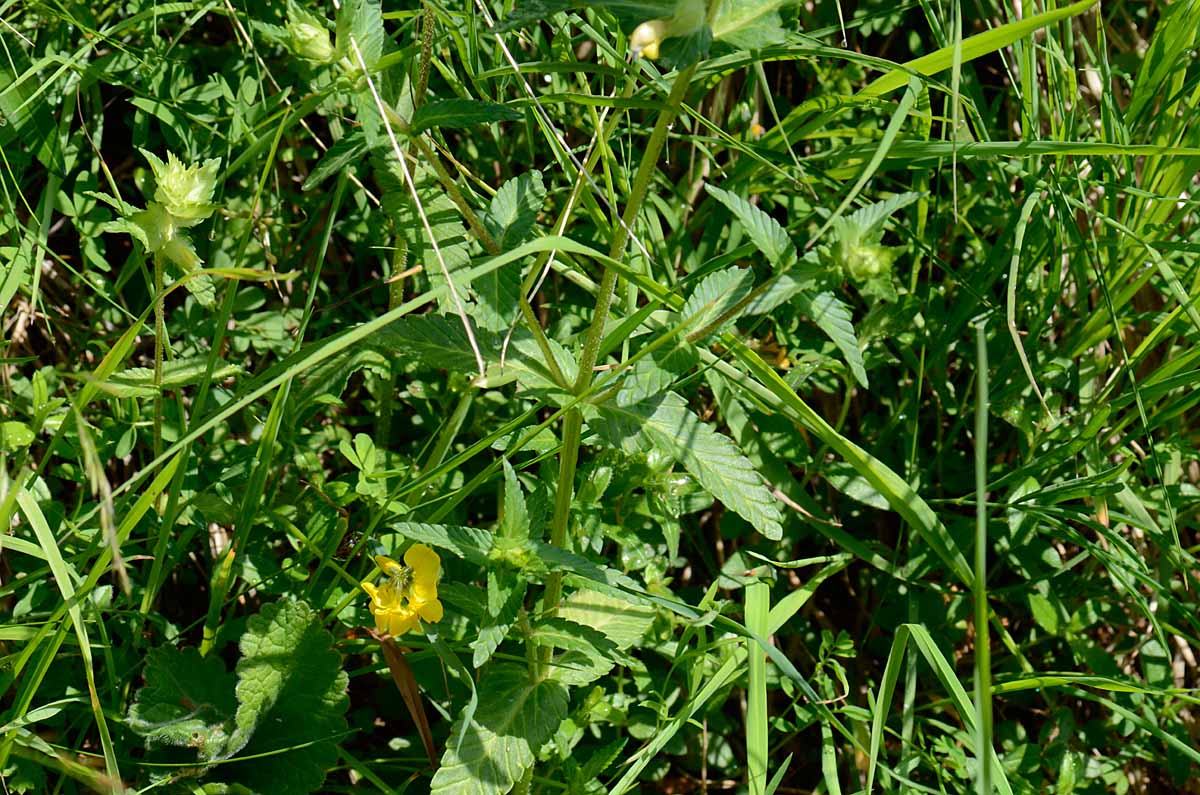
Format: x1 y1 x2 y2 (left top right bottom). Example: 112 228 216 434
2 0 1198 793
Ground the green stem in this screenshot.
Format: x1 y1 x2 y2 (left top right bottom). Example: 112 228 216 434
537 64 697 674
574 63 697 391
413 388 475 506
152 253 164 464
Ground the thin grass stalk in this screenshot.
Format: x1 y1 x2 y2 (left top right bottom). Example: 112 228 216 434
973 318 993 795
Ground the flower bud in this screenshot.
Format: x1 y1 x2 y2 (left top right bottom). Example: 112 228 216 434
139 149 220 224
289 17 334 63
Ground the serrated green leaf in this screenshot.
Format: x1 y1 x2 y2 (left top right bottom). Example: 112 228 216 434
533 617 618 686
375 314 498 374
471 574 526 669
430 664 568 795
799 291 868 388
379 155 473 316
681 266 754 341
500 459 530 542
589 391 783 540
616 356 677 406
302 132 366 192
531 616 619 658
291 344 392 418
705 184 795 269
498 328 577 398
483 171 545 250
390 521 495 566
558 589 654 650
224 598 348 795
742 260 824 316
410 99 523 133
100 358 242 398
126 646 236 763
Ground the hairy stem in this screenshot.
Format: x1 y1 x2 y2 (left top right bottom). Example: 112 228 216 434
538 64 697 674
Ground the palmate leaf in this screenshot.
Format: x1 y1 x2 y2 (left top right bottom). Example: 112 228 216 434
588 390 783 540
430 664 568 795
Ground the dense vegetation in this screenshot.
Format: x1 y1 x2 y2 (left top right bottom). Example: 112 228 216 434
2 1 1198 793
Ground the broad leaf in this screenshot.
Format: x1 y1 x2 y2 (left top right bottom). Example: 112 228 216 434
224 599 349 795
126 646 237 764
430 664 568 795
483 171 545 250
558 589 654 650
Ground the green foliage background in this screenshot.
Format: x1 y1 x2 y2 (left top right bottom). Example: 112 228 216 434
1 0 1198 793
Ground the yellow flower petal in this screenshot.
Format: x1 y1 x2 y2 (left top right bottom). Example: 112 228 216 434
361 580 381 603
374 554 405 578
410 578 438 605
404 543 440 579
379 608 419 636
417 598 444 623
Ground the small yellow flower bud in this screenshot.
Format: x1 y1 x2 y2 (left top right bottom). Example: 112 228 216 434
630 20 668 60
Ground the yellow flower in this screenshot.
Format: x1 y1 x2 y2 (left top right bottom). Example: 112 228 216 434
360 544 444 637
